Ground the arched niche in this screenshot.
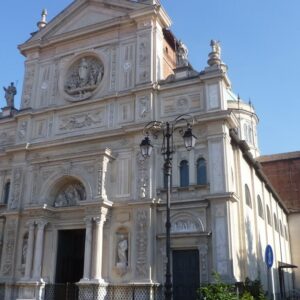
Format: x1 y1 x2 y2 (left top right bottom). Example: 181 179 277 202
47 176 87 207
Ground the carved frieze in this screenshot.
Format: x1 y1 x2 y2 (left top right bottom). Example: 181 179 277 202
22 64 35 108
171 219 200 233
40 64 51 107
0 128 15 146
119 101 134 124
161 91 204 116
1 220 17 276
135 209 148 278
199 244 209 283
9 168 23 210
59 109 105 132
121 44 134 89
51 59 60 101
108 102 115 128
18 121 28 142
136 95 151 121
33 119 47 139
110 47 117 91
137 38 150 83
136 153 150 199
64 56 104 101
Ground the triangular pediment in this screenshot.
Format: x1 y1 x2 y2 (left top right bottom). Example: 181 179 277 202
53 5 126 36
22 0 150 46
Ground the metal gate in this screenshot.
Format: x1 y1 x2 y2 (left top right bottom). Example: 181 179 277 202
45 283 79 300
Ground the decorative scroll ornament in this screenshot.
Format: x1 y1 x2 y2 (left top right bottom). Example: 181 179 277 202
135 210 148 278
64 56 104 101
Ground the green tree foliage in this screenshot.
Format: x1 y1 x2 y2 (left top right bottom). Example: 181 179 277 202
198 273 267 300
198 272 237 300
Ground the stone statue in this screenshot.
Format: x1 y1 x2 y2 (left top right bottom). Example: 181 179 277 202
3 82 17 108
21 236 28 265
117 235 128 266
78 58 89 86
210 40 221 56
207 40 225 67
176 40 189 67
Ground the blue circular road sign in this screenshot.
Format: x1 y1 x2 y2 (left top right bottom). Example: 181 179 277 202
265 245 274 269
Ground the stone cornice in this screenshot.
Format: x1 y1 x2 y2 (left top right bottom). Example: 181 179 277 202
18 2 163 56
1 110 238 155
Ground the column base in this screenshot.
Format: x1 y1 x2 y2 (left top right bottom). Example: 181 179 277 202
88 279 108 285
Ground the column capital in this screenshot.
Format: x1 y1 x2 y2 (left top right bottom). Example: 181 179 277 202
93 216 106 226
26 220 35 228
84 217 93 227
36 220 48 230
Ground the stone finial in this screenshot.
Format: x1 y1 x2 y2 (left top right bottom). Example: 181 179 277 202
37 9 48 30
207 40 223 67
176 40 189 68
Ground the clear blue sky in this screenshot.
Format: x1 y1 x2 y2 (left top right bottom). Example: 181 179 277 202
0 0 299 155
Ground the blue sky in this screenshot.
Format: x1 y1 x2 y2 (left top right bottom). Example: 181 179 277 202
0 0 299 155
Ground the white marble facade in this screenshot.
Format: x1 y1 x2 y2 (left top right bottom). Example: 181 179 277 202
0 1 292 299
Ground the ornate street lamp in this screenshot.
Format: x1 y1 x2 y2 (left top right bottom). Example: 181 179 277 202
140 114 197 300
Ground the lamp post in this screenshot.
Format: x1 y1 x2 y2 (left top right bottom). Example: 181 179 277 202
140 115 197 300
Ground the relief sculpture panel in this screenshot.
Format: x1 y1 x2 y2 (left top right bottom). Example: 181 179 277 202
161 90 204 117
1 220 17 276
58 109 105 133
64 55 104 101
135 209 148 278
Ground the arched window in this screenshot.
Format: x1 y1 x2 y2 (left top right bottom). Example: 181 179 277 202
274 214 279 232
279 220 284 236
244 124 248 141
284 225 289 240
266 205 272 226
257 195 264 219
196 158 207 185
179 160 189 187
245 184 252 208
3 181 10 205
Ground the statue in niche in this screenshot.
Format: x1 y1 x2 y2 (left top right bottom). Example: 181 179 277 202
64 56 104 100
176 40 189 67
3 82 17 108
78 58 89 86
117 234 128 267
21 234 28 265
54 182 86 207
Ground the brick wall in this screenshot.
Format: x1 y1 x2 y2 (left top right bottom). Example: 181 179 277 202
260 156 300 211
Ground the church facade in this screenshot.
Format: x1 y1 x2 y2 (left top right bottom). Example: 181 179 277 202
0 1 293 299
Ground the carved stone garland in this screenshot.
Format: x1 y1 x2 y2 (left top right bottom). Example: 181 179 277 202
136 153 149 199
135 209 148 278
9 168 23 210
64 56 104 101
1 220 17 276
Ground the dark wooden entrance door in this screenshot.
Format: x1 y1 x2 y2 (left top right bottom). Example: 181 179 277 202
55 229 85 284
172 249 200 300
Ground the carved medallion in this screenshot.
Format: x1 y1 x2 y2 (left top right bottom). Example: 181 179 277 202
64 56 104 101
